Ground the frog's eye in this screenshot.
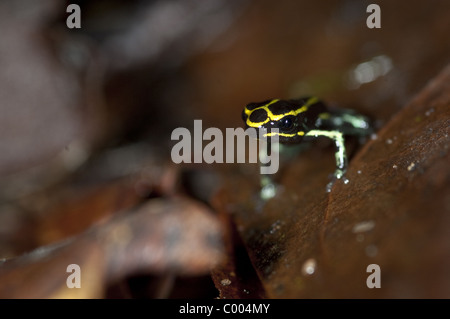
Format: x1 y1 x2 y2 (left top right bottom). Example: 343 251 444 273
279 116 294 131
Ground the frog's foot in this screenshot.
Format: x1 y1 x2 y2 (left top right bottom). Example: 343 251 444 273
260 175 278 200
325 169 348 193
261 182 277 200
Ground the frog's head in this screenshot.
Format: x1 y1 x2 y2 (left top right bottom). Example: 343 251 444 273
242 98 315 144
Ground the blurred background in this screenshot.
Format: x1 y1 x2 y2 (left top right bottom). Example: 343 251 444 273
0 0 449 298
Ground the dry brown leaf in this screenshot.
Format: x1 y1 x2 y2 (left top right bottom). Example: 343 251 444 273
0 197 224 298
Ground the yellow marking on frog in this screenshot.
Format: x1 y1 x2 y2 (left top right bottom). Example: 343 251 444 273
245 97 319 128
263 131 305 138
318 112 331 119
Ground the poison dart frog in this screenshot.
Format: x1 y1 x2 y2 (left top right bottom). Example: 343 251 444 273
242 96 373 199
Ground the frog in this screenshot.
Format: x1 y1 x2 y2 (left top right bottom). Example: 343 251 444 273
242 96 373 199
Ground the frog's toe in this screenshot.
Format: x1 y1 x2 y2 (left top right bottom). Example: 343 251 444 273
261 183 277 200
326 169 349 192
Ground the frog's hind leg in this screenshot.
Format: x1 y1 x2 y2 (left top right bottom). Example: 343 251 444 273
318 109 373 136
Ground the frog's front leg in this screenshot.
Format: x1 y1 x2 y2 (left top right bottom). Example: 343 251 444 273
305 129 348 191
258 141 279 200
